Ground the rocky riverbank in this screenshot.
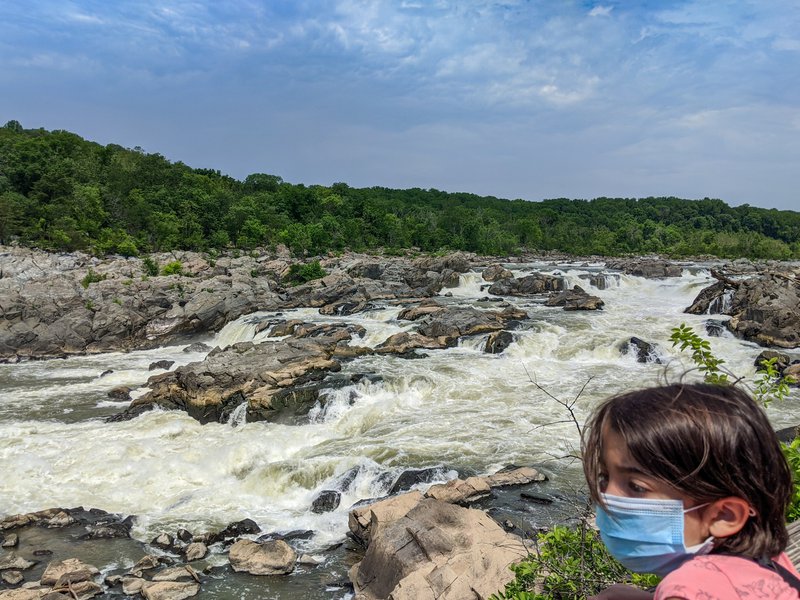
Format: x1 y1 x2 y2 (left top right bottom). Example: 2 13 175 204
0 467 549 600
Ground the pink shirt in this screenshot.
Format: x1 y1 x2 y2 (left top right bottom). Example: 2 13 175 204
655 553 800 599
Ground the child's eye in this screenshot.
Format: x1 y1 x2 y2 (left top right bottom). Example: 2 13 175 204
628 481 649 494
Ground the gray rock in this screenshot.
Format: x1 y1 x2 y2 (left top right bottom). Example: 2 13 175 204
619 337 662 364
311 490 341 514
545 285 604 310
606 258 683 278
184 542 207 562
1 533 18 548
149 360 175 371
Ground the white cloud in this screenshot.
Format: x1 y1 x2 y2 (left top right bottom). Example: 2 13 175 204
588 6 613 18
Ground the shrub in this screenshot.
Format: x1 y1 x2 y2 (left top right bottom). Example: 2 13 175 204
285 260 327 285
142 257 159 277
491 523 658 600
161 260 183 276
80 268 106 289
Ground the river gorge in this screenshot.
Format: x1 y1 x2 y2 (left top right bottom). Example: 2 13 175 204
2 252 799 599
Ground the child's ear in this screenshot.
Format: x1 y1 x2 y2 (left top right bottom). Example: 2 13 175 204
705 497 752 538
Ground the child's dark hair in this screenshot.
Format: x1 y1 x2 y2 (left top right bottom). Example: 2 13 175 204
582 382 792 559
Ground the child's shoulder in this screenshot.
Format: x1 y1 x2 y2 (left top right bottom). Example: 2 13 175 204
654 553 800 600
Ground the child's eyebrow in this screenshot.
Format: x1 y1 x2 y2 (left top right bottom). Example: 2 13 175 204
617 464 647 475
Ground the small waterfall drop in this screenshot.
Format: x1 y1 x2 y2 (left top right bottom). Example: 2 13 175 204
227 402 248 428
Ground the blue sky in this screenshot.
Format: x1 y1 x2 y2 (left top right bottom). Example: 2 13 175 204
1 1 798 210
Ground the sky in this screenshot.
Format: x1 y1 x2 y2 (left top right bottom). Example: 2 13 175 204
1 1 798 211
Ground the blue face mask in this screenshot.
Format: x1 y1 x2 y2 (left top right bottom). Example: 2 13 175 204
595 493 714 577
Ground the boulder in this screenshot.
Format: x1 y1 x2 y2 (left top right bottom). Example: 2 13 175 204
726 272 800 348
389 468 446 495
424 477 492 504
184 542 207 562
40 558 99 586
1 534 18 548
228 539 297 576
375 332 452 356
348 491 424 547
141 581 200 600
545 285 604 310
349 498 526 600
149 360 175 371
484 331 514 354
311 490 341 514
705 319 728 337
415 306 528 343
754 350 792 371
619 337 662 364
206 518 262 546
685 281 729 315
397 299 446 321
482 264 514 282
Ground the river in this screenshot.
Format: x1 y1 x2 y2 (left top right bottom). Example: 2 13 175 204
1 261 798 598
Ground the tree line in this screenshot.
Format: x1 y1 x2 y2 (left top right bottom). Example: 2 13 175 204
1 120 798 259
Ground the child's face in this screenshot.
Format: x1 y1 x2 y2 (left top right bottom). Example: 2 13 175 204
599 425 709 546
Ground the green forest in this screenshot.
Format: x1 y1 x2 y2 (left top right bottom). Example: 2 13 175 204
1 120 799 259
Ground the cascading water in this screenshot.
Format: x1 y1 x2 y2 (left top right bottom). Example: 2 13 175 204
1 262 798 599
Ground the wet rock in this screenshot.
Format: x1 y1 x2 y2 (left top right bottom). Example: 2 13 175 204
207 518 261 546
488 273 565 296
175 529 193 544
785 363 800 384
311 490 341 514
184 543 207 562
705 319 728 337
484 331 514 354
520 492 554 505
482 264 514 282
149 360 175 371
0 591 44 600
297 554 325 566
415 306 528 342
141 581 200 600
99 369 114 378
545 285 604 310
389 467 446 495
619 337 662 364
1 571 23 585
348 497 526 600
375 332 452 356
1 534 18 548
0 556 35 571
257 530 314 544
120 335 345 424
228 539 297 576
151 533 177 552
107 386 131 401
397 299 446 321
52 581 102 600
686 281 729 314
754 350 792 370
726 272 800 348
183 342 211 353
79 515 134 540
40 558 99 586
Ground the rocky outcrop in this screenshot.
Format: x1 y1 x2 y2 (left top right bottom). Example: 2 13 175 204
348 497 526 600
0 247 284 362
686 269 800 348
605 258 683 278
484 330 514 354
487 273 565 296
411 306 529 343
118 328 356 423
544 285 604 310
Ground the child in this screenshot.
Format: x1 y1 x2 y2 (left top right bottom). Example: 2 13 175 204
582 383 800 599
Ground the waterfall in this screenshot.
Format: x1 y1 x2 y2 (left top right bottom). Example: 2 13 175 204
227 402 248 428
